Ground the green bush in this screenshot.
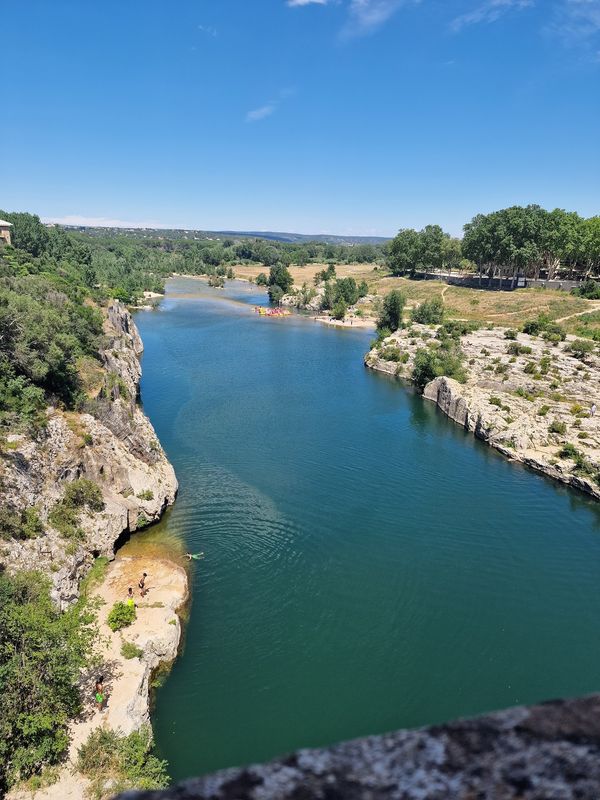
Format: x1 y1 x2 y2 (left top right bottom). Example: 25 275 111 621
571 279 600 300
558 443 579 459
107 601 136 632
78 726 169 798
0 506 43 541
332 299 347 320
567 339 595 360
121 641 143 660
411 346 466 391
537 405 550 417
504 329 518 340
410 297 444 325
63 479 105 512
136 489 154 501
507 342 532 356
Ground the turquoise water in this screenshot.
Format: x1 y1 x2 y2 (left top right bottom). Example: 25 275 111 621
135 278 600 780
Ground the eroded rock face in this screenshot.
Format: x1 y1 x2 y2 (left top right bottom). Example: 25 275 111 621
365 325 600 501
115 694 600 800
0 303 177 608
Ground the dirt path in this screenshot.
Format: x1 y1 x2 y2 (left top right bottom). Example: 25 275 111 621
10 556 188 800
555 302 600 323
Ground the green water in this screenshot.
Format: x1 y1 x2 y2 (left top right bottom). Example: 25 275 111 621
133 278 600 780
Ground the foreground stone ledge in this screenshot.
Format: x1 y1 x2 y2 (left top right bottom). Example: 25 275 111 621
116 694 600 799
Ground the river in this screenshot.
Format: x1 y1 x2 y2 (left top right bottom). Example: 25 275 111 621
131 277 600 781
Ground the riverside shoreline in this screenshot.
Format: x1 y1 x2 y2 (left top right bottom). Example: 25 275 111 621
9 555 188 800
366 324 600 501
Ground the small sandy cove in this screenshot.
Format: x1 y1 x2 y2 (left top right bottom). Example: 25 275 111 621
11 555 188 800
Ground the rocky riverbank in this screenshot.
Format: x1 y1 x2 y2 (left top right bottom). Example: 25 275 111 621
10 554 188 800
0 302 178 607
365 324 600 500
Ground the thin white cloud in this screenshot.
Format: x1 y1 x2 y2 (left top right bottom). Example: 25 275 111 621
552 0 600 40
43 215 168 229
245 104 276 123
450 0 533 32
287 0 328 6
198 24 217 37
340 0 419 40
245 88 295 123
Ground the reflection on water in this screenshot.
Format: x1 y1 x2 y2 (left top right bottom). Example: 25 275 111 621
133 278 600 780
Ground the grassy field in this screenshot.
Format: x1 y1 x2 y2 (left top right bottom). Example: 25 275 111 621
232 262 600 332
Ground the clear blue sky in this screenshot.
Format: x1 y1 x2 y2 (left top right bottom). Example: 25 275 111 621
2 0 599 236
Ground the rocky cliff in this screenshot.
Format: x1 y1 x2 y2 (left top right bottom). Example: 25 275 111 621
365 324 600 501
0 302 178 607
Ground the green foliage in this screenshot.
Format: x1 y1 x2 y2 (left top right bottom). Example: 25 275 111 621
136 489 154 501
504 329 518 340
77 726 169 798
49 479 104 539
410 297 445 324
334 277 360 305
377 290 406 332
107 601 136 632
572 279 600 300
567 339 595 360
411 345 466 391
255 272 268 286
507 342 532 356
121 641 143 660
268 263 293 294
549 419 567 434
332 299 347 320
0 572 97 792
0 506 43 541
267 284 284 304
537 404 550 416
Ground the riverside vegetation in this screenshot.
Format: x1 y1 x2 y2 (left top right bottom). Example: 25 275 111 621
0 205 599 793
0 212 177 795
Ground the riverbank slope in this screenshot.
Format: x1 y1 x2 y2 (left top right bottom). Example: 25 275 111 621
366 324 600 499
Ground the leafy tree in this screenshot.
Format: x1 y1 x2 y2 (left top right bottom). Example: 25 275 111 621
255 272 268 286
267 284 284 304
320 281 336 311
388 228 422 276
0 572 97 791
107 601 136 632
332 299 347 320
335 277 360 305
411 345 466 391
268 263 293 294
377 290 406 332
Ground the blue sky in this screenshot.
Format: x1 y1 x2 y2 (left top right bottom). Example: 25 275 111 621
1 0 599 236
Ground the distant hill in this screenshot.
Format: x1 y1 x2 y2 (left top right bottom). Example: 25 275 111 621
59 224 390 246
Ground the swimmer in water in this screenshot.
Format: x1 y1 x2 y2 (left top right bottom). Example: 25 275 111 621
185 552 205 561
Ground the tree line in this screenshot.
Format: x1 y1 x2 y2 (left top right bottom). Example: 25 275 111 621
388 205 600 287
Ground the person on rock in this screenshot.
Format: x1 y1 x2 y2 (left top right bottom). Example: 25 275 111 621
138 572 148 597
127 587 136 608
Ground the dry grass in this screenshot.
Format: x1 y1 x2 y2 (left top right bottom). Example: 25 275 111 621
232 262 598 329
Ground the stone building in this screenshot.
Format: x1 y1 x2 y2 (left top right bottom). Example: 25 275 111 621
0 219 13 246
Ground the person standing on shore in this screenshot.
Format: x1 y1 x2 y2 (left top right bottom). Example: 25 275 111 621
127 587 136 608
138 572 148 597
94 678 105 712
591 403 597 417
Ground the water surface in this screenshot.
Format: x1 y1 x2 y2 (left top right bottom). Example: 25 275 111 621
133 278 600 780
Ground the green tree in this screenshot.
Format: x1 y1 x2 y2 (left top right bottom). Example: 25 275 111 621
387 228 422 276
332 299 347 320
268 263 293 294
0 572 97 791
377 290 406 332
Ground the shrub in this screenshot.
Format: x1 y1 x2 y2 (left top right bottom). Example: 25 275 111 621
507 342 532 356
255 272 268 286
537 405 550 417
63 479 105 512
107 601 136 632
504 329 518 340
411 346 466 391
78 726 169 797
137 489 154 501
380 345 402 362
410 297 444 325
440 320 478 338
558 443 579 459
0 506 43 541
567 339 595 360
121 641 143 660
572 279 600 300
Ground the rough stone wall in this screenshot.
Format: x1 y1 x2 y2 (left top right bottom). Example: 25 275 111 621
0 302 178 607
116 694 600 800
